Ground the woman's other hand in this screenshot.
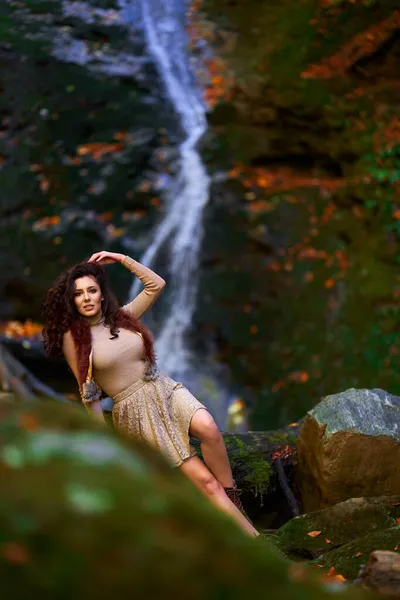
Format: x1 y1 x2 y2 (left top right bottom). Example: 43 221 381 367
88 251 125 265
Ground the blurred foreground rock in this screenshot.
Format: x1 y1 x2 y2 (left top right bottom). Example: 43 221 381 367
297 389 400 512
0 401 374 600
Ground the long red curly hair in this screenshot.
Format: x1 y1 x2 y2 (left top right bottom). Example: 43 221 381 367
42 261 155 385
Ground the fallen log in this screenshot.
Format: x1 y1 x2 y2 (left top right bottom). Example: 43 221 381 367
356 550 400 598
0 343 70 403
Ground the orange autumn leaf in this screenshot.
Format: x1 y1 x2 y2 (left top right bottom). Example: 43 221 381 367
288 422 299 427
394 544 399 551
18 413 39 432
248 200 274 214
325 538 331 544
98 211 114 223
325 279 335 289
137 180 151 193
307 530 322 538
288 563 308 583
77 142 123 160
40 176 50 193
396 517 400 525
1 543 30 565
289 371 309 384
271 381 285 393
304 271 314 283
355 552 363 557
113 130 128 141
322 566 346 582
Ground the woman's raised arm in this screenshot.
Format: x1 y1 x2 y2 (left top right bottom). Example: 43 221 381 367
120 255 166 319
88 250 166 319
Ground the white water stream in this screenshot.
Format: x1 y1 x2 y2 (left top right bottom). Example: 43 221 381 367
127 0 210 376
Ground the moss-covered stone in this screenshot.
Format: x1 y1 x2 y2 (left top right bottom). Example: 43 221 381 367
234 436 273 489
275 496 400 561
0 401 374 599
311 527 400 581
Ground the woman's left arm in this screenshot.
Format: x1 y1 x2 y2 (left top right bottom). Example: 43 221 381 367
88 251 166 319
120 255 166 318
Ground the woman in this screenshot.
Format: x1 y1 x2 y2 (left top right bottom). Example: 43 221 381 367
43 250 259 537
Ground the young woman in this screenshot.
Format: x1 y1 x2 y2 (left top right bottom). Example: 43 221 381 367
43 250 259 537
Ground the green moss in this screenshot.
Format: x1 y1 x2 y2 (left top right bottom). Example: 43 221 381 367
311 527 400 580
2 401 375 600
198 0 400 429
234 437 273 490
275 497 400 561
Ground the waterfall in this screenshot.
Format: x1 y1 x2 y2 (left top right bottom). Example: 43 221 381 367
126 0 210 376
50 0 241 427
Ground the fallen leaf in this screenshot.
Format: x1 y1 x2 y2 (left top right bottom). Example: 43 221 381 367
394 544 399 551
18 413 39 431
325 279 335 289
307 530 322 538
2 543 30 565
288 563 307 582
355 552 363 558
396 517 400 525
40 176 50 193
321 566 347 582
325 538 331 544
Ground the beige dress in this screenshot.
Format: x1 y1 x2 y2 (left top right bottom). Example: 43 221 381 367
66 255 206 468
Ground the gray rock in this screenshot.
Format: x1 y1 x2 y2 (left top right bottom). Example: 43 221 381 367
297 388 400 511
310 388 400 441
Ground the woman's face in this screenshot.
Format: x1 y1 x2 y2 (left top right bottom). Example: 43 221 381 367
73 275 103 318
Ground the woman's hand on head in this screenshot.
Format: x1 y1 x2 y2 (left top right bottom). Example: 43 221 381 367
88 251 125 265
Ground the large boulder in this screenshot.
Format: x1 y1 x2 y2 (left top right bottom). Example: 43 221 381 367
0 401 373 599
297 389 400 512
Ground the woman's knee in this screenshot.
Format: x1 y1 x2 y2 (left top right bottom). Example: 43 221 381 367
200 472 224 498
190 410 222 444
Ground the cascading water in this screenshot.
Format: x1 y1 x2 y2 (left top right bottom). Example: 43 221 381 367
49 0 243 428
126 0 210 376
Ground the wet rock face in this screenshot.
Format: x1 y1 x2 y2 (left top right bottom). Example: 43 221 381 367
297 389 400 512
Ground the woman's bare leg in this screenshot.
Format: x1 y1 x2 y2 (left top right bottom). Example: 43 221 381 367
189 409 234 488
180 455 259 537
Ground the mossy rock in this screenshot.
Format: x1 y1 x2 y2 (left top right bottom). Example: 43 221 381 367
311 527 400 581
0 401 374 599
275 496 400 561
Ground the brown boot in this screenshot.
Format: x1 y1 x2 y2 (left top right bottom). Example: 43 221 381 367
224 481 253 524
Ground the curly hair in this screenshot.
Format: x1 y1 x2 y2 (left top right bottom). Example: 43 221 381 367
42 261 124 358
42 262 155 362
